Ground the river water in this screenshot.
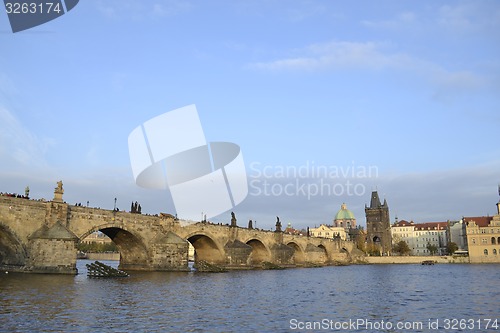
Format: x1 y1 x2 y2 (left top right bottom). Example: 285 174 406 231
1 261 499 332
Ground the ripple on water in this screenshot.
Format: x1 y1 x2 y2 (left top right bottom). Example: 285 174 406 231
1 262 499 332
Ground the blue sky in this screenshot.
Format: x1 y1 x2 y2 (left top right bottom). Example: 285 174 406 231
1 0 499 230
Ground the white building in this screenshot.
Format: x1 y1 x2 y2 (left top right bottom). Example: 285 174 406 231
309 224 346 240
391 220 416 250
391 220 448 256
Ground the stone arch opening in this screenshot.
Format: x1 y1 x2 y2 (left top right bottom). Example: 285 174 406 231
246 239 271 265
187 234 224 265
492 237 496 245
80 226 149 271
0 224 27 268
286 242 305 264
373 236 381 243
318 244 328 262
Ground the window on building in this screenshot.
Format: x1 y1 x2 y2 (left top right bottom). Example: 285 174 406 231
492 237 496 245
484 249 488 255
482 238 488 244
472 238 476 244
493 249 497 255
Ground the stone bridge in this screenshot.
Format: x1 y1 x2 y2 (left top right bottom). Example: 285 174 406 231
0 186 356 274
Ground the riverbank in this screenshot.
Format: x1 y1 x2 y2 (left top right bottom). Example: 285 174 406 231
364 255 469 264
85 252 120 261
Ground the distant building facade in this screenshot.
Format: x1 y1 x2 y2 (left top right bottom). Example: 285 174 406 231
391 219 416 251
413 222 447 255
391 220 448 256
309 224 346 240
465 200 500 263
365 191 392 255
284 223 305 236
309 203 357 241
448 220 467 251
82 231 112 245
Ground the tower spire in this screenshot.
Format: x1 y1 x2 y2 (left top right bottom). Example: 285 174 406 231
370 191 382 208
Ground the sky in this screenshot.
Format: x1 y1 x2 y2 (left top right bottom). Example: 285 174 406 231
1 0 499 230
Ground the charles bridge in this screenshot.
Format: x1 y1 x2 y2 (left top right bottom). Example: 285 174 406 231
0 183 357 274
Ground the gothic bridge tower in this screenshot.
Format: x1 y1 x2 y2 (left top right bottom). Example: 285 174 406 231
365 191 392 255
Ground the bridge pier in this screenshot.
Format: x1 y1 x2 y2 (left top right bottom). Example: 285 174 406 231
304 243 328 265
27 222 79 274
224 240 252 267
150 232 190 271
270 243 295 266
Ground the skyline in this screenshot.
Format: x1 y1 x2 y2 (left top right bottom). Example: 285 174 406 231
1 0 499 229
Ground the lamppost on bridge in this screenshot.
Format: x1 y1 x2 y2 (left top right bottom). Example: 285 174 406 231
114 198 117 211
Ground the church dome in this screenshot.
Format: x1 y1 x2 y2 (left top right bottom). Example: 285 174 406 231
335 203 355 221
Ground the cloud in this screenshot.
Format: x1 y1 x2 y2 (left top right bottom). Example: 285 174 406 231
362 11 417 29
0 107 54 170
95 0 193 20
361 3 500 34
249 41 414 72
226 161 500 230
248 39 491 99
285 3 328 22
437 2 500 34
152 1 193 17
0 73 18 97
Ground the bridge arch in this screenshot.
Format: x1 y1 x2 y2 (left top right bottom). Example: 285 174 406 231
317 244 329 262
245 238 271 265
186 232 225 265
79 224 149 271
0 223 27 268
286 241 305 264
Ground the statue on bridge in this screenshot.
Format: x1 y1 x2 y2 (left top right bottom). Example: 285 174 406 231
55 181 63 194
275 216 282 232
230 211 237 227
53 181 64 203
130 201 142 214
248 219 253 229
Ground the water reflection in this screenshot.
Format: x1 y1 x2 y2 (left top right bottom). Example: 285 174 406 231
1 261 499 332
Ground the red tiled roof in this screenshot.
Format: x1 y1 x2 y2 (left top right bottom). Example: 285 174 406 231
284 227 304 235
463 216 493 227
394 220 414 227
414 222 447 230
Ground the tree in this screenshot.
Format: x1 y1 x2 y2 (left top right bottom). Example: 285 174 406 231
356 234 366 253
366 242 381 256
77 241 117 253
426 242 438 255
393 240 411 256
446 242 458 255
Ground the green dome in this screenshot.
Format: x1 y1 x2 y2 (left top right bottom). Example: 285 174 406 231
335 203 355 220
